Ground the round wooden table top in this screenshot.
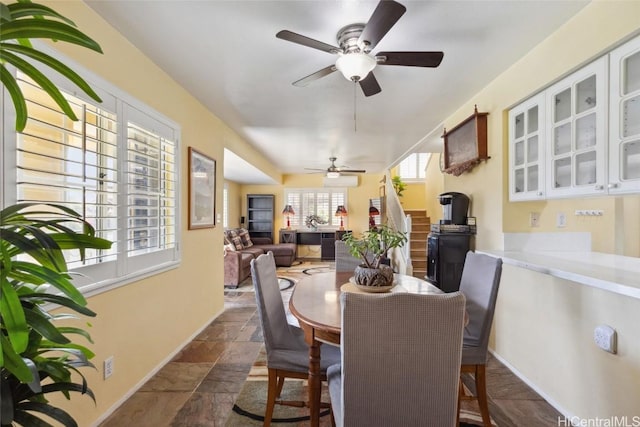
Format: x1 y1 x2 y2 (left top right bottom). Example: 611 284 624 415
289 271 444 342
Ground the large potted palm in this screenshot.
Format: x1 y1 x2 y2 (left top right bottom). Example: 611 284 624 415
1 1 108 425
1 203 112 425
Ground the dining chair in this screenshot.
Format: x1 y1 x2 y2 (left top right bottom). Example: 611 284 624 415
458 251 503 427
327 291 467 427
334 240 363 272
250 251 341 427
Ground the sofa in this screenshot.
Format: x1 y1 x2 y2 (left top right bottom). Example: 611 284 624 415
223 229 296 288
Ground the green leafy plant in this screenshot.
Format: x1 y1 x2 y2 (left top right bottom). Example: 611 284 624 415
392 175 407 197
0 0 103 132
342 224 408 269
1 203 112 426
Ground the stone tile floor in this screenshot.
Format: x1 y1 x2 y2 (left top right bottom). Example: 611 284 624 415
100 289 562 426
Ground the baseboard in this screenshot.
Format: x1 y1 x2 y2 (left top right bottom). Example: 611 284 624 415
489 349 577 423
91 307 225 426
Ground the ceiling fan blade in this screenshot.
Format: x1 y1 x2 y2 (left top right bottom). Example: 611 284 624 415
339 169 367 173
358 0 406 51
276 30 340 54
293 65 337 87
359 73 382 97
376 51 444 67
304 168 328 172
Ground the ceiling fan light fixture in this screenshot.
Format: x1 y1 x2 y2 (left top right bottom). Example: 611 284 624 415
335 52 376 81
326 171 341 179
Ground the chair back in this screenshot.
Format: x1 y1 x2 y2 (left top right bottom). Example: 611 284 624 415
339 291 466 427
251 252 300 355
458 251 503 350
334 240 364 272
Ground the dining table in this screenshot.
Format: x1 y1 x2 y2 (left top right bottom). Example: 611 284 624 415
288 271 444 427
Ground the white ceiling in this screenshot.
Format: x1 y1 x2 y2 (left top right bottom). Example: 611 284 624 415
87 0 589 183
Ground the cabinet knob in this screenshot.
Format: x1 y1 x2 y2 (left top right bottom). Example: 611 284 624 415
537 191 543 196
608 183 619 189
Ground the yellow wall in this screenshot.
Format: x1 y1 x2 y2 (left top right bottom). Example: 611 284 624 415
427 1 640 419
399 183 426 210
237 173 384 242
225 180 242 229
39 2 240 424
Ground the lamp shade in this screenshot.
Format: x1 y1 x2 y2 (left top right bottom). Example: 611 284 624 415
335 53 376 82
334 205 348 217
369 206 380 216
282 205 295 216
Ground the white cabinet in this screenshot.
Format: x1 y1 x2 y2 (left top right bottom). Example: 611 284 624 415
545 57 608 198
609 34 640 193
509 93 545 201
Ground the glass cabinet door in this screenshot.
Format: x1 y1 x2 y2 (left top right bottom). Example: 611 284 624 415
509 93 545 201
609 34 640 193
546 56 607 198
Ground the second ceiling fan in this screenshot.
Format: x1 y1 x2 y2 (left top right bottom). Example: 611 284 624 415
276 0 444 97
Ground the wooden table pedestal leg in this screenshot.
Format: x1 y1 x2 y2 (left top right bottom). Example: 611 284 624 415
308 336 322 427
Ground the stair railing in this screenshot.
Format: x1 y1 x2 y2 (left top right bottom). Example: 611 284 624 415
384 175 412 276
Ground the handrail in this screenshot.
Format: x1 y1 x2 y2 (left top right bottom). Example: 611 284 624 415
384 174 412 275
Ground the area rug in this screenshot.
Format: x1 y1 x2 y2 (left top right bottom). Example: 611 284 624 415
226 348 497 426
229 262 334 293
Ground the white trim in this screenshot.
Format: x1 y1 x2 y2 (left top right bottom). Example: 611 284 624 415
89 309 224 427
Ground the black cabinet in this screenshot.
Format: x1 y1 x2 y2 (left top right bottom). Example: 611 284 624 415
426 233 472 293
279 229 297 244
247 194 274 240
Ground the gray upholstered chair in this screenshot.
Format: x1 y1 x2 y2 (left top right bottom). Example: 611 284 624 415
327 291 467 427
458 251 503 427
334 240 363 272
250 251 341 427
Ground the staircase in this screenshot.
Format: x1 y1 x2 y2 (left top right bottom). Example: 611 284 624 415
405 209 430 279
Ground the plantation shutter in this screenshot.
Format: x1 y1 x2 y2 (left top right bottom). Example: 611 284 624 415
125 106 177 261
14 72 118 268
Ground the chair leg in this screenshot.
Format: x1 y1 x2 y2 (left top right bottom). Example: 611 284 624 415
265 369 279 427
276 375 285 398
456 378 462 427
474 364 491 427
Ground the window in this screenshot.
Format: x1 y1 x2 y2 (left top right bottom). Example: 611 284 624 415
284 188 347 228
2 54 180 294
398 153 431 181
223 183 229 228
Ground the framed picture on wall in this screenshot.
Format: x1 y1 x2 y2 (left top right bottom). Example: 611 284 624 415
188 147 216 229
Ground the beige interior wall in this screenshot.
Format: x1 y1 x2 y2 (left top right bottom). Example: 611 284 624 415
239 173 385 240
38 2 238 424
432 1 640 419
494 265 640 419
399 183 427 210
225 180 242 229
424 155 445 223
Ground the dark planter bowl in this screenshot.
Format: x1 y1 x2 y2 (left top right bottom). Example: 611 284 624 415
353 264 394 288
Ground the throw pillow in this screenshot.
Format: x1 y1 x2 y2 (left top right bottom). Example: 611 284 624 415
238 228 253 248
231 236 244 251
224 242 236 253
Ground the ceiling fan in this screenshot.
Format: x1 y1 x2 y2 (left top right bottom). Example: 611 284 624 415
305 157 366 178
276 0 444 97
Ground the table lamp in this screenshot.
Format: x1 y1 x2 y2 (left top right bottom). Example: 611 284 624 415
335 205 348 231
282 205 295 229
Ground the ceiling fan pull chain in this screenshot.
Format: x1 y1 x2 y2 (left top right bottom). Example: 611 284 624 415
353 81 357 132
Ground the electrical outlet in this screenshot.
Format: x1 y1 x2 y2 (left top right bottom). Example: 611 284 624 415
556 212 567 228
594 325 617 354
529 212 540 227
104 356 114 379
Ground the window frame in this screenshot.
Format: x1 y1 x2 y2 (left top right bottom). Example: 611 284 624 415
397 153 431 182
284 188 348 229
1 43 181 296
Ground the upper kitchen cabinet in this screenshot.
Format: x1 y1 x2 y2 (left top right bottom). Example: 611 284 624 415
609 34 640 194
509 93 546 201
545 57 608 199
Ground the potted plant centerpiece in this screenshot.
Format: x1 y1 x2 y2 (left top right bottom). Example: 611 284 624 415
342 225 408 291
